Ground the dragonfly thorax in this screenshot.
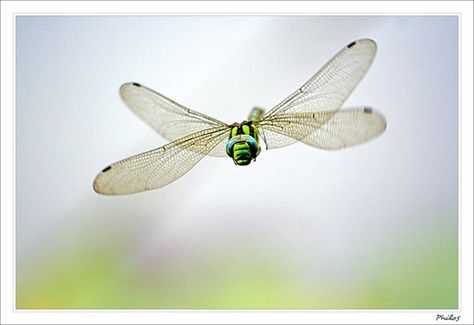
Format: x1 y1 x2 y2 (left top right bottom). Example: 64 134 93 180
226 121 261 166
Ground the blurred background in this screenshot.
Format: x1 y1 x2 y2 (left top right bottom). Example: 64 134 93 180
16 16 458 309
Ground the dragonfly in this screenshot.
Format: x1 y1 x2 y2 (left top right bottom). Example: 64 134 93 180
93 39 386 195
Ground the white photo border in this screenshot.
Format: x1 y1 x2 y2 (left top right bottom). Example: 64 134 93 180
1 1 472 324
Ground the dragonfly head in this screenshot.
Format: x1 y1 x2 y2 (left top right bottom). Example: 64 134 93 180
226 134 260 166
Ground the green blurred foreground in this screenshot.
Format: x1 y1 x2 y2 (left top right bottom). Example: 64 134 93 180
17 213 457 309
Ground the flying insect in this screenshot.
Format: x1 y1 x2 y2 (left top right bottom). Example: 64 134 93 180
93 39 386 195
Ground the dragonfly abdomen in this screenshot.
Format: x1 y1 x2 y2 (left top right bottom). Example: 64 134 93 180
232 141 254 165
226 120 261 166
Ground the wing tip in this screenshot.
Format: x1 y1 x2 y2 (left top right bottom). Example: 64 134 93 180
361 106 388 133
92 177 104 194
347 39 377 53
121 82 142 88
363 107 373 114
93 167 114 195
367 107 388 133
119 82 143 97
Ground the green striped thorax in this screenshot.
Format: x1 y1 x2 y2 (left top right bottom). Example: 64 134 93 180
226 107 264 166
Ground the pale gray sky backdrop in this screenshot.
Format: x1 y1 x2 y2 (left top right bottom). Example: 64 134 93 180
16 16 458 285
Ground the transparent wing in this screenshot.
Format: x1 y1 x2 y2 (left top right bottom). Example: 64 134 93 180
264 39 377 119
208 136 229 157
120 82 229 157
93 126 230 195
258 107 386 150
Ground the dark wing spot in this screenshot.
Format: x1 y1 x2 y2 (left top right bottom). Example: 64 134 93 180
132 82 141 87
347 41 356 48
364 107 373 114
102 165 112 173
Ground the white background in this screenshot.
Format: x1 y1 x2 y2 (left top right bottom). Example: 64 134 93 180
2 1 473 324
16 15 457 281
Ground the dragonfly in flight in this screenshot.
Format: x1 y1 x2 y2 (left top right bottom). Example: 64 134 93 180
94 39 386 195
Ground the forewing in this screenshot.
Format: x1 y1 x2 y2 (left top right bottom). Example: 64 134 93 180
259 107 386 150
258 111 334 149
93 126 230 195
208 136 229 157
120 82 228 157
264 39 377 118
